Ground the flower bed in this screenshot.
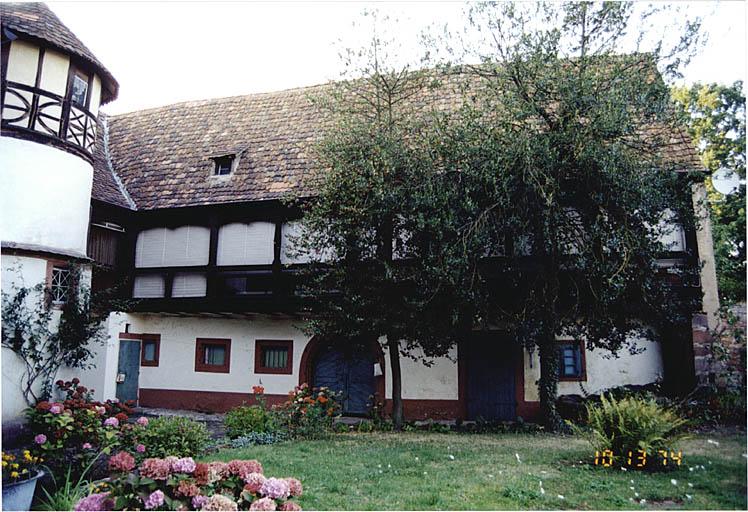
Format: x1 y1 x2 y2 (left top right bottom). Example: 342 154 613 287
75 455 302 511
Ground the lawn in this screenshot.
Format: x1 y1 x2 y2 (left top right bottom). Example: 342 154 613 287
204 429 747 510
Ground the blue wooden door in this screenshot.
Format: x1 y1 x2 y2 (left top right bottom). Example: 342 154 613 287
313 346 374 415
466 334 516 421
116 339 141 403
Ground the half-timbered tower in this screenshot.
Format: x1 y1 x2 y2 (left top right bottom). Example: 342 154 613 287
1 2 119 424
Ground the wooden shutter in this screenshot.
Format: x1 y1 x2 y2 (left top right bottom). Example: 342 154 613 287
171 272 207 297
132 275 165 298
217 222 275 266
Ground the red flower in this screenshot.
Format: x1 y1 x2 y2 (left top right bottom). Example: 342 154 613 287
252 386 265 395
115 412 128 423
36 401 51 412
71 378 80 385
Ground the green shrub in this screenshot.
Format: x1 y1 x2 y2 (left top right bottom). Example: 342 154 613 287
571 394 687 468
131 416 210 458
224 405 274 439
229 431 287 448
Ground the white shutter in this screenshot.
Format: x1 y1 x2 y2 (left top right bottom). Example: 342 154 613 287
217 222 275 265
281 221 309 264
171 273 207 297
657 210 686 252
281 221 334 263
133 275 165 298
164 226 210 266
135 228 167 268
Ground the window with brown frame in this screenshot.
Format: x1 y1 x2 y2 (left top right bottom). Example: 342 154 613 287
557 340 586 381
255 340 293 374
195 338 231 373
140 335 161 367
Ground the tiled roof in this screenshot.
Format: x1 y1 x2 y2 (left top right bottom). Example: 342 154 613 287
97 75 703 211
91 115 135 209
105 84 330 210
0 2 118 103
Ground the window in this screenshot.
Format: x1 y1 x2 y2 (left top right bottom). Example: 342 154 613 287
255 340 293 374
140 335 160 367
171 273 207 297
214 156 234 176
132 274 165 298
135 226 210 268
70 70 89 107
217 222 275 265
558 341 586 381
195 338 231 373
50 266 71 304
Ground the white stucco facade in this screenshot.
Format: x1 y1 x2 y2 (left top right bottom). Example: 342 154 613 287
0 137 94 256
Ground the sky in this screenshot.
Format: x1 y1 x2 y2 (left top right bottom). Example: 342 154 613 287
47 1 747 115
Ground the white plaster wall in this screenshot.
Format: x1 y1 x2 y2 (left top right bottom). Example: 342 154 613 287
523 336 664 402
692 182 721 328
2 255 56 419
90 76 102 115
382 344 459 400
6 40 39 85
131 315 312 395
39 49 70 97
0 137 93 255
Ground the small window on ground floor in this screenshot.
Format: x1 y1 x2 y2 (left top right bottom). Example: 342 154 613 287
140 335 160 367
50 265 72 304
558 341 585 381
255 340 293 374
195 338 231 373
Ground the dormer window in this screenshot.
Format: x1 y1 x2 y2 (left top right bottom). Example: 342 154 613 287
214 155 234 176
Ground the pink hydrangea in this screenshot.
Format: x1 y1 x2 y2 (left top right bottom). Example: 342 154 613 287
103 417 119 427
34 434 47 445
74 492 113 511
202 494 238 511
137 416 149 426
192 495 208 509
49 404 63 414
249 498 277 511
82 442 92 450
139 458 172 480
144 490 165 510
136 444 146 453
108 451 135 473
228 459 263 480
95 406 106 415
171 457 196 474
285 478 303 497
278 502 302 511
243 472 267 493
208 461 230 479
260 477 290 500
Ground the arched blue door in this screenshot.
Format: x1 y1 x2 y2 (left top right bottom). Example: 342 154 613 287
313 346 374 415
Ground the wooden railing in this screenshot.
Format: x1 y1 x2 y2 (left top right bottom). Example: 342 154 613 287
1 80 97 158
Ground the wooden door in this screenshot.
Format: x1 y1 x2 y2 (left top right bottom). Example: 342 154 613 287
313 346 374 415
466 334 516 421
116 339 141 403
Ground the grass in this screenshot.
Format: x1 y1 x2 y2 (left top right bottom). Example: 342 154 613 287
204 429 747 510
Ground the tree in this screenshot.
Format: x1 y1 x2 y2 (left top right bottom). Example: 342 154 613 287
295 23 482 430
672 81 746 304
428 2 704 429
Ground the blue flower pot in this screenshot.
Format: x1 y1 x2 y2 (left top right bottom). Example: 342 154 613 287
2 471 43 511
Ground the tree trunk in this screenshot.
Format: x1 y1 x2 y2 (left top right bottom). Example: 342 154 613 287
538 336 563 431
387 334 404 430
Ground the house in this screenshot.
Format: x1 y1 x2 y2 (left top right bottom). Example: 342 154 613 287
1 4 721 432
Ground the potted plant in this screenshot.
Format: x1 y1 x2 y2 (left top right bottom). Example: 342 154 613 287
2 450 44 511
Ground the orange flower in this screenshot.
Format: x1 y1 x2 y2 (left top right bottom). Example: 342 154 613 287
252 386 265 395
317 396 328 404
